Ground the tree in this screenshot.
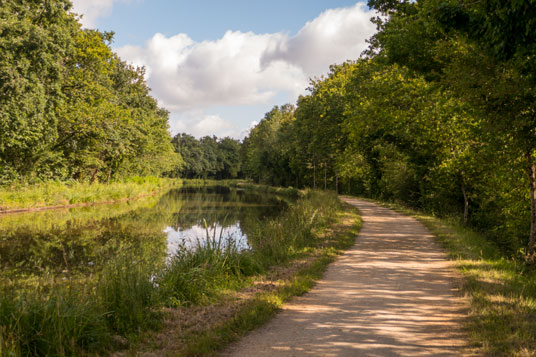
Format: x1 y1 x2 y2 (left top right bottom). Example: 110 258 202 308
368 0 536 257
0 0 79 182
242 105 295 185
0 2 179 184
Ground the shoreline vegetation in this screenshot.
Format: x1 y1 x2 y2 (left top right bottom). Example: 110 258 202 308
0 184 361 356
368 199 536 356
0 179 299 214
0 177 179 213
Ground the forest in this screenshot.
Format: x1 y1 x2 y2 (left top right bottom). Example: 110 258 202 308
2 0 536 258
241 0 536 258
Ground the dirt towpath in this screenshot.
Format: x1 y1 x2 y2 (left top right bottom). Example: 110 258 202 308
222 197 468 356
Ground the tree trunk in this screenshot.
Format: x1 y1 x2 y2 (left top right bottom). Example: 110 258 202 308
324 164 327 191
348 178 351 194
313 161 316 189
461 177 469 225
335 174 338 194
90 168 99 184
527 152 536 259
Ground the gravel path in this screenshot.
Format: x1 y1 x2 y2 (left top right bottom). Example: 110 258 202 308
222 198 468 356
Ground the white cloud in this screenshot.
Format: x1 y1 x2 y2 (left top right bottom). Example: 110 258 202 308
241 120 259 139
114 2 376 137
117 31 307 112
71 0 128 27
261 3 377 76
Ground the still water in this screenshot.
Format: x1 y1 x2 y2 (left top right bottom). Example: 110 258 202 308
0 185 285 282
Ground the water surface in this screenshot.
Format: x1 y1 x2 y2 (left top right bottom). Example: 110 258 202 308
0 185 285 282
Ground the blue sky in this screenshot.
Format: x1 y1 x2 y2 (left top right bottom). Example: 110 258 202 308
71 0 377 139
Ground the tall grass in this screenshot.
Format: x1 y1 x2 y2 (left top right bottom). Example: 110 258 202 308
158 189 341 307
248 190 341 263
0 189 342 355
0 285 110 356
158 240 261 306
0 248 161 355
96 250 163 336
0 176 178 211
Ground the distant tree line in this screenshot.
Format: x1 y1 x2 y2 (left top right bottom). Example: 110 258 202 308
169 134 242 179
241 0 536 258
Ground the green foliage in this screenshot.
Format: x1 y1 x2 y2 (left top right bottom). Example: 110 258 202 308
0 0 79 183
364 0 536 255
97 249 163 335
158 240 261 306
0 0 180 185
0 176 176 210
247 190 341 263
242 105 296 186
239 0 536 257
170 134 242 180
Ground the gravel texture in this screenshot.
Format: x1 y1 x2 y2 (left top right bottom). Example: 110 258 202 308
222 198 468 356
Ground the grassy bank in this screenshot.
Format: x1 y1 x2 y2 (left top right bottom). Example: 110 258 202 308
0 189 361 356
0 176 178 211
373 200 536 356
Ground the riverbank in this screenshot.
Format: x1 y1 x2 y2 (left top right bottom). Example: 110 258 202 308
369 199 536 356
0 177 179 213
0 188 361 356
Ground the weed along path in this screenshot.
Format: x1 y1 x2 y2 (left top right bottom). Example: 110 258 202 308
222 197 468 356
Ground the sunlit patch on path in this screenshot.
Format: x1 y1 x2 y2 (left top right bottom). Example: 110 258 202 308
222 198 468 356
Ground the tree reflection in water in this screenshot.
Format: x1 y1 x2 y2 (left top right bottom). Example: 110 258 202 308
0 185 286 284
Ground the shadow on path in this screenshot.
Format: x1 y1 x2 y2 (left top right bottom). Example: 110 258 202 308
222 198 468 356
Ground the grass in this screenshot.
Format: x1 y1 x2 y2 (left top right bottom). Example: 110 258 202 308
179 255 345 356
0 188 361 356
96 250 164 337
0 284 111 356
370 199 536 356
0 176 178 211
157 238 262 307
0 248 161 356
